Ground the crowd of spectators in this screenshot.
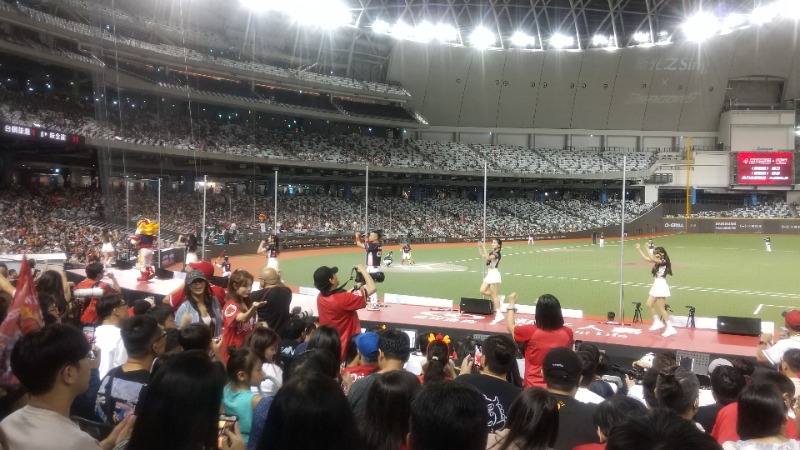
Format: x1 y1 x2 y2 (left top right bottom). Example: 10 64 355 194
0 186 128 261
0 182 661 262
683 201 793 219
2 262 799 450
0 87 664 176
3 0 412 98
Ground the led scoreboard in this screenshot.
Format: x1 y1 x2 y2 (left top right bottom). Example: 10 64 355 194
736 152 794 185
2 123 84 144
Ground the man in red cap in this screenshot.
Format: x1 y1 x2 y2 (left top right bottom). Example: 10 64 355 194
758 309 800 367
167 260 226 309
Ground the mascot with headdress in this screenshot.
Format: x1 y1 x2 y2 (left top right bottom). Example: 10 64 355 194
131 219 159 282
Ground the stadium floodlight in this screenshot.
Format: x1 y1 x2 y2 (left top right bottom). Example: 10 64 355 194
656 30 672 44
550 33 574 49
592 34 610 46
372 19 391 35
413 21 437 43
682 12 720 42
435 24 459 43
720 13 748 33
510 31 536 47
777 0 800 20
750 4 779 25
413 22 458 43
390 21 413 40
469 26 496 49
633 32 650 43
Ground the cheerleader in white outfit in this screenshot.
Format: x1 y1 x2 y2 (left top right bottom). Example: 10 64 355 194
635 243 676 337
100 229 115 268
478 239 503 324
178 234 199 270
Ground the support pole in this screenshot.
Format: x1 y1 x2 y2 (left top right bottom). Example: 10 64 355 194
618 156 627 321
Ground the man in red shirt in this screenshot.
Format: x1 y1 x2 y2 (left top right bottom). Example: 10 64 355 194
314 265 376 360
167 260 226 309
75 262 121 324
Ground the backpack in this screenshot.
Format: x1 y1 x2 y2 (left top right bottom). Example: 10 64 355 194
78 281 103 325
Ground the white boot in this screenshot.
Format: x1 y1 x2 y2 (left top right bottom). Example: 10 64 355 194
649 316 665 331
662 323 677 337
490 311 505 325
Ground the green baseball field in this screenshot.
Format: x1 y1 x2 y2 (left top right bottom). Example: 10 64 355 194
271 234 799 328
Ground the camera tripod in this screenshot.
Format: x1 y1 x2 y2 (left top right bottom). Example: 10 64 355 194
686 306 696 328
632 302 643 324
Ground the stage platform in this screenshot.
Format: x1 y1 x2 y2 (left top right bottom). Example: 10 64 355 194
286 293 759 370
64 266 759 369
65 267 186 302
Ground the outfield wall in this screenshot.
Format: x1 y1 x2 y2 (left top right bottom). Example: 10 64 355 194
661 218 800 234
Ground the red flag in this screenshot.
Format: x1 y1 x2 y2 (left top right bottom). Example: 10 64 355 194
0 256 43 384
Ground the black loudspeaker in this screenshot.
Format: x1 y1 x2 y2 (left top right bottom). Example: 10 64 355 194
717 316 761 336
460 297 493 315
155 268 174 280
210 276 229 288
114 260 134 270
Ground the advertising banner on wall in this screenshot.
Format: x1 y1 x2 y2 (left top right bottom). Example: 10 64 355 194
662 218 800 234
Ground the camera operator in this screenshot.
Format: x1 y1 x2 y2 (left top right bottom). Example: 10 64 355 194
314 264 376 361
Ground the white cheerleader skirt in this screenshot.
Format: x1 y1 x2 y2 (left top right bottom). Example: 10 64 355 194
649 277 671 298
185 252 198 265
267 257 279 270
101 243 114 253
483 268 501 284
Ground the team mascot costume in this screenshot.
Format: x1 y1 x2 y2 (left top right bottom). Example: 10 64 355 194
131 219 159 282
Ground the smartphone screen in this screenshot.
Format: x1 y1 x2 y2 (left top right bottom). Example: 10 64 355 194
82 326 95 343
473 344 483 369
218 414 238 448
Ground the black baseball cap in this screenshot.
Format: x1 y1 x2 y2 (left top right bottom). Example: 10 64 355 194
542 347 582 380
313 266 338 291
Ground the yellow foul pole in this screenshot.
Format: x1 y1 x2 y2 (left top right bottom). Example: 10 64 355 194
684 137 692 229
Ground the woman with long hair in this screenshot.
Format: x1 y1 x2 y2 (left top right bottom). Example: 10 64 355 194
360 371 421 450
177 234 199 269
486 387 560 450
255 372 364 450
100 228 115 268
35 270 71 324
246 327 283 397
478 238 504 324
635 244 676 337
419 337 456 384
306 325 343 369
222 269 261 357
722 383 800 449
175 270 223 337
256 234 280 270
505 292 573 388
122 350 244 450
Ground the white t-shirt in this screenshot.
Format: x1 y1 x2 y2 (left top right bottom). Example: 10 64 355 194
575 387 605 404
764 336 800 366
0 405 102 450
252 362 283 397
94 324 127 379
